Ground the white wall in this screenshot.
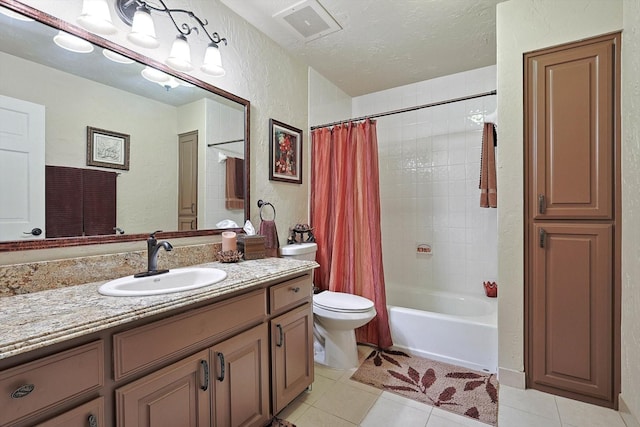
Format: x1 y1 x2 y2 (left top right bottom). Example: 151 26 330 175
0 51 178 234
621 0 640 422
496 0 623 387
352 67 497 296
308 68 352 127
16 0 309 254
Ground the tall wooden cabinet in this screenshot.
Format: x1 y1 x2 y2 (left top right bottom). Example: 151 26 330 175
525 33 621 408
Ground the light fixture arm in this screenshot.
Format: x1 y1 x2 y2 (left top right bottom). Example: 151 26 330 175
127 0 227 46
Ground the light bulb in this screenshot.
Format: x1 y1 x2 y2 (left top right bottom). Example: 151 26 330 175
201 43 225 76
77 0 117 35
166 35 193 72
127 5 159 49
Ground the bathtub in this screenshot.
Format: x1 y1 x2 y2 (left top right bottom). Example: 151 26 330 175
386 287 497 373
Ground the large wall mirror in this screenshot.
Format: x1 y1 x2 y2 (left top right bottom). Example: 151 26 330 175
0 1 250 252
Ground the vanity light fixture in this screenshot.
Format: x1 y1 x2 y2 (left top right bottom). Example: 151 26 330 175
115 0 228 76
77 0 117 35
140 65 171 84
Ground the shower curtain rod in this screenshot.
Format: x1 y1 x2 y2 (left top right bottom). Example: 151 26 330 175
310 89 497 130
207 138 244 147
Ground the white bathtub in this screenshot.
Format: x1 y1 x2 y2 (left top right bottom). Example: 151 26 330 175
386 287 497 373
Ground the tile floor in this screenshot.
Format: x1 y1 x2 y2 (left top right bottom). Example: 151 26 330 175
276 348 628 427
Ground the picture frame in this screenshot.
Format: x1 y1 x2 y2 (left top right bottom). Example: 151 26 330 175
86 126 130 171
269 119 302 184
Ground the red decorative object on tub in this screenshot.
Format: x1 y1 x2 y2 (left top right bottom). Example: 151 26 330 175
483 281 497 298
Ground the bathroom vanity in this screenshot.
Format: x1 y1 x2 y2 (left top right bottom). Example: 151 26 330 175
0 258 316 427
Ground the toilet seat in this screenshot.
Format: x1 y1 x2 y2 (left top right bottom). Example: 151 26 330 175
313 291 375 313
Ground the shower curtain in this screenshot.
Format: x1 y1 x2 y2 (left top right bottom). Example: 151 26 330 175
310 119 393 349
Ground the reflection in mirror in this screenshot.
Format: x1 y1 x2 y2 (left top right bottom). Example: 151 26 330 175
0 2 250 250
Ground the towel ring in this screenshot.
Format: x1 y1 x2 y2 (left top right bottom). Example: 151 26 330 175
257 199 276 221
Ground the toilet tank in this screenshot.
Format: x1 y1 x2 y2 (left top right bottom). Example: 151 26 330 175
280 243 317 261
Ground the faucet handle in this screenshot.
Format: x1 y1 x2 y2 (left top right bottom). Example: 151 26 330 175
149 230 163 238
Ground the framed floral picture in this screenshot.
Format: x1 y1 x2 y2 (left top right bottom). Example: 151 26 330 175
269 119 302 184
86 126 130 171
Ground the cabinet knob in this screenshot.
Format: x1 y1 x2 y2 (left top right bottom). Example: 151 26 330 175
10 384 35 399
88 414 98 427
291 287 300 293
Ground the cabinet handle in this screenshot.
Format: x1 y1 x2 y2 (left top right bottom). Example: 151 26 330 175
276 324 284 347
291 287 300 293
190 219 196 230
216 353 225 382
10 384 35 399
191 203 196 214
539 228 546 248
200 360 209 391
538 194 546 214
88 414 98 427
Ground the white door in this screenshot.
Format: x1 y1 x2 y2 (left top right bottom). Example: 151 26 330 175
0 95 45 241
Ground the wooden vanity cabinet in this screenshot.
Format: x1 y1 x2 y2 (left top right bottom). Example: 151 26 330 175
0 270 315 427
269 275 314 414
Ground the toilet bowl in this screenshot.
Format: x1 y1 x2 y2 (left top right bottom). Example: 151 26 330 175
313 290 376 369
280 243 377 370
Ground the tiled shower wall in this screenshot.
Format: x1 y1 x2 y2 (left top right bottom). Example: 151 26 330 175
352 66 498 296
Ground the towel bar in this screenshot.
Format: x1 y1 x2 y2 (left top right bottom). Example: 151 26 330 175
257 199 276 221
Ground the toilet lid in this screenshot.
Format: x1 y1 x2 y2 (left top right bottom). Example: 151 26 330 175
313 291 375 313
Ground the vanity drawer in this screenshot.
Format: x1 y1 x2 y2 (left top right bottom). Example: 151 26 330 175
113 288 267 381
0 341 104 426
35 397 104 427
270 274 312 314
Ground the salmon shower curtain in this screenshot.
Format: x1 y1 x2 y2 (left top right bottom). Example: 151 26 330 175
310 119 392 349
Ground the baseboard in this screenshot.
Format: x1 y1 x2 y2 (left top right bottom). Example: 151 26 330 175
498 367 526 388
620 395 640 427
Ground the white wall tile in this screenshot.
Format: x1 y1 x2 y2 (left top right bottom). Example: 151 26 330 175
360 67 498 296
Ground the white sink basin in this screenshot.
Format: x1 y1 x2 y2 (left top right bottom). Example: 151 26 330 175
98 267 227 297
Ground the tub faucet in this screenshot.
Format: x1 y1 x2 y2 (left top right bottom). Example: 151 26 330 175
135 231 173 277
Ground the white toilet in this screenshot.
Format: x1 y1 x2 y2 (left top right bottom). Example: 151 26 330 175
280 243 377 370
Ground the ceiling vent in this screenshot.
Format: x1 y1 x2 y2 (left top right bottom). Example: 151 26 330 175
273 0 341 42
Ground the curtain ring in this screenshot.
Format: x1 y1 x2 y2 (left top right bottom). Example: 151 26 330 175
257 199 276 221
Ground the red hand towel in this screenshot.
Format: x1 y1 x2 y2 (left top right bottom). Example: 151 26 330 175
259 220 279 258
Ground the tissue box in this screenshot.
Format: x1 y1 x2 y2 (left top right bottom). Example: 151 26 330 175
237 234 266 260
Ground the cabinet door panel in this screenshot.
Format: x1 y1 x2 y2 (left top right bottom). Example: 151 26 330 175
116 350 210 427
272 303 314 414
531 224 612 401
528 39 614 219
211 323 269 427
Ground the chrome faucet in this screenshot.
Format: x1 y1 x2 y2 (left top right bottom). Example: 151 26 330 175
135 231 173 277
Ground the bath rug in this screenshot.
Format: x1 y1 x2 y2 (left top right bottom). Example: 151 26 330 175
269 417 296 427
350 348 498 425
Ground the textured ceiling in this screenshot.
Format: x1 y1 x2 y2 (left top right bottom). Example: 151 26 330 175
220 0 506 96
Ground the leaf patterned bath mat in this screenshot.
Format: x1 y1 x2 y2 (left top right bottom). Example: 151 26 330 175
350 348 498 425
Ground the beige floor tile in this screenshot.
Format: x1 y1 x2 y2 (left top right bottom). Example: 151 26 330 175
314 363 346 381
427 414 480 427
313 380 379 424
296 374 335 406
379 391 434 413
275 398 311 423
555 396 626 427
339 371 383 395
430 408 491 427
497 405 561 427
294 406 357 427
498 386 560 421
360 395 430 427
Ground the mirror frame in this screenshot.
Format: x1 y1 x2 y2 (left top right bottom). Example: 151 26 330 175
0 0 250 252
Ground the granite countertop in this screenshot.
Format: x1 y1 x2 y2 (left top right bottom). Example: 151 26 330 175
0 257 318 361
